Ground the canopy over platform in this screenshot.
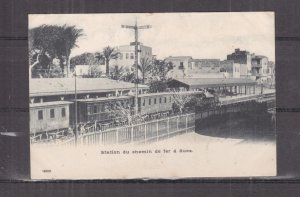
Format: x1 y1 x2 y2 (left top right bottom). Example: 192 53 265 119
168 78 256 90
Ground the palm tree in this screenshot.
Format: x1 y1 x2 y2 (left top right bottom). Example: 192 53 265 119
109 65 125 80
138 57 153 84
95 46 120 76
56 25 84 77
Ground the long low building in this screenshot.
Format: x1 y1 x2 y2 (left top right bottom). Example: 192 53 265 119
30 78 148 103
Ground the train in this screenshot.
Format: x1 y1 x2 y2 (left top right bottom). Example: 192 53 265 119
30 90 216 137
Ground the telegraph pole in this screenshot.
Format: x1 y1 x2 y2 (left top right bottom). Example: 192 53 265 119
74 71 78 146
121 20 151 115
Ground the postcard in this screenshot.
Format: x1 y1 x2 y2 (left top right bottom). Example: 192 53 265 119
29 12 276 179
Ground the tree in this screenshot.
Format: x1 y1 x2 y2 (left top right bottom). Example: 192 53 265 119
30 54 52 78
109 65 125 80
138 57 153 84
80 65 103 78
55 25 84 76
147 59 174 93
121 70 136 83
48 64 64 78
151 59 174 81
95 46 120 76
104 101 136 125
29 25 63 77
148 80 169 93
70 53 102 72
29 24 84 78
171 91 193 114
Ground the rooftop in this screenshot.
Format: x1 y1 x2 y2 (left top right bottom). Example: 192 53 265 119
30 101 73 108
30 78 148 97
138 90 203 98
191 59 220 62
76 95 133 103
253 55 268 59
165 56 192 60
170 78 256 88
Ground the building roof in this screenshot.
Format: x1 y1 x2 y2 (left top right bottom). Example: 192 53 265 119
184 73 225 79
170 78 256 88
191 59 220 62
30 101 73 108
138 90 202 98
253 55 267 59
30 78 148 97
77 95 133 103
165 56 192 60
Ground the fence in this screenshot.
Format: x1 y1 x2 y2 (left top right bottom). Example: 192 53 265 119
53 113 195 147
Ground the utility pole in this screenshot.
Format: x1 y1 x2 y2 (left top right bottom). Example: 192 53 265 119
122 20 151 115
74 71 78 146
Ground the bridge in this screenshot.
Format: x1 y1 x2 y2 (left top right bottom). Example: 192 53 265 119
218 90 275 106
195 88 275 122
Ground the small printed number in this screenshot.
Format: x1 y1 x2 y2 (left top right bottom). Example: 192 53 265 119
42 170 51 173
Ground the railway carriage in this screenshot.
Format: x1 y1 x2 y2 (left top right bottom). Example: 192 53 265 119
70 95 135 125
30 101 72 135
138 92 174 115
29 90 211 137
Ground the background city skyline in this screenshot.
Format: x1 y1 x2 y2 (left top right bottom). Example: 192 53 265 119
29 12 275 61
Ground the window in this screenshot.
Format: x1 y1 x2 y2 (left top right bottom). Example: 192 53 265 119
130 53 134 59
38 110 43 120
159 97 162 103
164 97 167 103
100 104 105 112
179 62 184 70
143 99 145 106
154 98 157 104
50 109 55 118
169 97 171 102
87 106 91 115
61 108 66 117
149 98 151 105
93 105 97 114
126 53 129 59
119 53 123 60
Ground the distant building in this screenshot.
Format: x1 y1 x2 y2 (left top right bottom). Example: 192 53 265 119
265 61 275 86
115 42 152 70
74 65 105 77
251 55 269 81
220 60 248 78
75 65 90 76
165 56 192 70
164 56 192 78
165 57 223 78
227 48 252 73
188 59 220 73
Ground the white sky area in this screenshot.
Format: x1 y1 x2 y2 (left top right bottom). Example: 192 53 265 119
29 12 275 61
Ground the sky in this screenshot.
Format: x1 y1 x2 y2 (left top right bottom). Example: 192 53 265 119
29 12 275 61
